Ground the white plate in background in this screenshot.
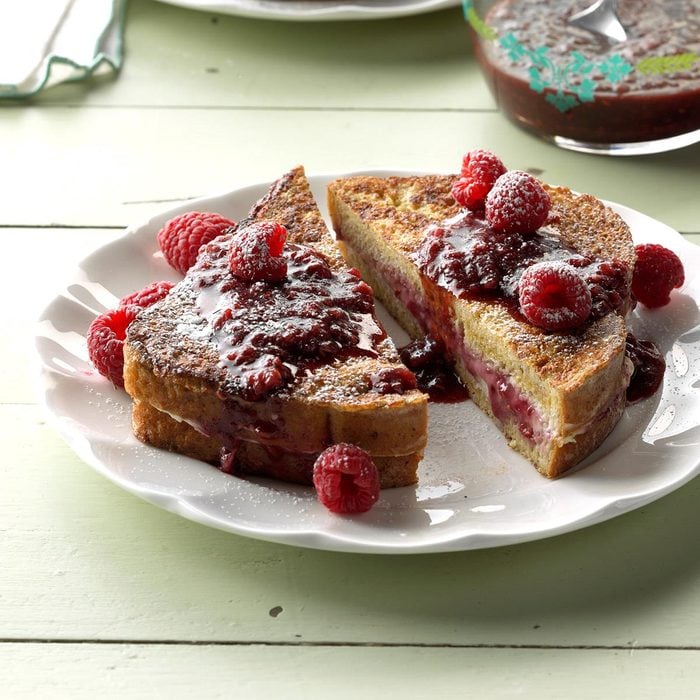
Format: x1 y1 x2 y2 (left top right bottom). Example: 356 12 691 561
154 0 461 21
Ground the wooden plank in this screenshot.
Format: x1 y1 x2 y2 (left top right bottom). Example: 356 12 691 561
3 404 699 647
3 643 699 700
35 0 487 111
1 109 698 231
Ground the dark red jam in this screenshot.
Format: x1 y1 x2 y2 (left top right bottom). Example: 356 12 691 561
369 366 419 395
414 210 628 323
399 336 469 403
219 445 239 474
192 234 386 401
625 332 665 403
473 0 700 143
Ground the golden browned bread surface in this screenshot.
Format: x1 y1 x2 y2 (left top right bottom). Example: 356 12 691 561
131 401 423 489
327 173 635 478
124 166 428 487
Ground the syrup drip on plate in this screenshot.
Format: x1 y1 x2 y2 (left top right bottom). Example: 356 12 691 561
625 332 665 403
399 336 469 404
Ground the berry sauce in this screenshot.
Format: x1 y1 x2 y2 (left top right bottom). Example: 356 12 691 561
475 0 700 143
414 210 628 323
191 234 386 402
369 366 419 396
625 332 666 403
399 336 469 403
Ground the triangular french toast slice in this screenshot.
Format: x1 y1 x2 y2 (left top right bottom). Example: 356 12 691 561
123 167 427 488
327 173 636 478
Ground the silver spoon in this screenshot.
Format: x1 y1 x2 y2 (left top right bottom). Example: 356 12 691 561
569 0 628 43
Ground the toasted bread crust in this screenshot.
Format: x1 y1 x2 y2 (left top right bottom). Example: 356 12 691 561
327 174 635 478
131 400 423 489
124 167 428 487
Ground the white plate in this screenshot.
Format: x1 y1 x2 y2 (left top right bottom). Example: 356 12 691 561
36 171 700 554
154 0 460 21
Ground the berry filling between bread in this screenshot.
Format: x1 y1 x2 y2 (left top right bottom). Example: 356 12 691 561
346 245 553 446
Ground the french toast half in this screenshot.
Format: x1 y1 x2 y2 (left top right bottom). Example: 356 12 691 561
327 174 636 478
123 167 428 488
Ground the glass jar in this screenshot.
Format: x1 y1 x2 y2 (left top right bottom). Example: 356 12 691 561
465 0 700 155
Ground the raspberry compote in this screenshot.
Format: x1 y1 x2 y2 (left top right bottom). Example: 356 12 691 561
473 0 700 148
192 233 387 402
625 333 666 403
415 209 629 323
399 336 469 403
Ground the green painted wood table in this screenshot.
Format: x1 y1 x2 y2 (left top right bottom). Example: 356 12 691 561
2 1 699 696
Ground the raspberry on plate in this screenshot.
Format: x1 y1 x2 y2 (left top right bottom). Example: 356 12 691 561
518 261 592 331
451 149 507 210
119 280 174 310
158 212 236 275
485 170 551 234
632 243 685 308
312 443 380 514
87 306 140 387
229 221 288 282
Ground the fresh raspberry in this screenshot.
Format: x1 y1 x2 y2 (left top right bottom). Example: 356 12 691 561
312 443 380 514
119 280 174 310
87 305 140 387
518 261 592 331
158 212 236 275
229 221 288 282
632 243 685 309
485 170 551 234
452 149 507 210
